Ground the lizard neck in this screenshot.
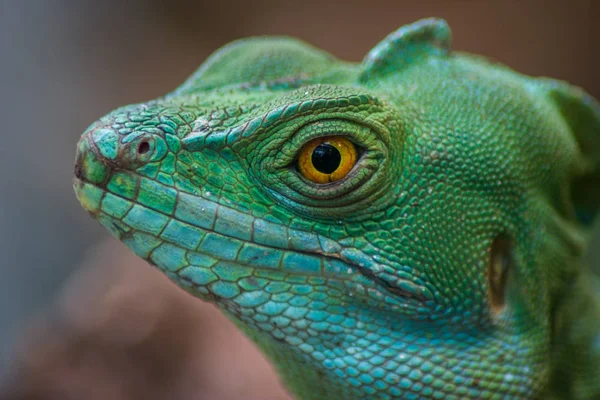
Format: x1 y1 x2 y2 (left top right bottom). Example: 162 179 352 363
225 311 347 400
544 267 600 399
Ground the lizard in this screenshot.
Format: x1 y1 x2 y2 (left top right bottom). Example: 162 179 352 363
73 18 600 399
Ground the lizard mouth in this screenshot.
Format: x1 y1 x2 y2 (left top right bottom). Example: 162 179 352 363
75 172 432 305
75 174 359 280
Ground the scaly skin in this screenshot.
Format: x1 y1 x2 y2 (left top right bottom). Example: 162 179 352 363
73 19 600 399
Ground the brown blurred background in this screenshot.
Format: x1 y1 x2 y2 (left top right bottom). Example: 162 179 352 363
0 1 598 399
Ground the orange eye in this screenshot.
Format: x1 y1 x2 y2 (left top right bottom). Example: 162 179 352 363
297 136 358 184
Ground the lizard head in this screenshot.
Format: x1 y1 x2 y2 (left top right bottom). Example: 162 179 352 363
74 19 600 399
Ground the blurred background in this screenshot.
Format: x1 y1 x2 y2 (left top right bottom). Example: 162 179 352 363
0 1 598 399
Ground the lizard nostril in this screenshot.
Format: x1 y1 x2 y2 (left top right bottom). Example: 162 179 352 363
137 141 150 154
488 235 512 316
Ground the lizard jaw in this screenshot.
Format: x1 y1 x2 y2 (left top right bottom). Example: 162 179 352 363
73 126 432 314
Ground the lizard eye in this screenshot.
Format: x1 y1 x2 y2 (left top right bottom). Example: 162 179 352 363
297 136 358 184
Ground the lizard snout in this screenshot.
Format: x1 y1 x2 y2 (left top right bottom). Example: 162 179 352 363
73 128 117 186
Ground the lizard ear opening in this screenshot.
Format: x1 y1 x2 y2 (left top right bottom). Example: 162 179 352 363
541 80 600 226
359 18 451 83
488 235 512 317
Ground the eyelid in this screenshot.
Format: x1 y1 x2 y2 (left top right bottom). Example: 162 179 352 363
273 119 370 168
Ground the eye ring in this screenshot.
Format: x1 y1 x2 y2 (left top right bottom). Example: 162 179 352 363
297 136 358 184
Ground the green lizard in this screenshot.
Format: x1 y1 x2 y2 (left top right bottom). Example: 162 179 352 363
73 18 600 399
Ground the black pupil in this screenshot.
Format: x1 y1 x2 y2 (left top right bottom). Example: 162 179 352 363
138 141 150 154
312 143 341 174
